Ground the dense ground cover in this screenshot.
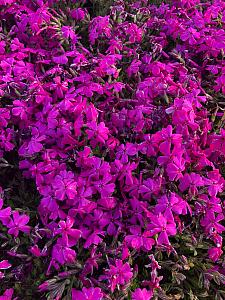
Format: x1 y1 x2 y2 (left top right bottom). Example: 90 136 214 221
0 0 225 299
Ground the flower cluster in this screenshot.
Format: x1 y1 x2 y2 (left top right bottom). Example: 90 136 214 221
0 0 225 299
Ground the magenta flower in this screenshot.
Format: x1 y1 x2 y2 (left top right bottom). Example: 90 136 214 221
208 247 223 262
215 75 225 94
132 288 153 300
210 129 225 154
155 193 189 219
179 173 204 195
201 211 225 234
0 128 14 152
180 27 200 45
30 245 42 257
55 216 81 247
52 170 77 201
93 175 115 198
39 196 61 221
2 0 225 297
71 8 86 21
138 134 157 157
0 288 14 300
118 161 137 186
199 195 222 214
166 155 185 181
52 54 68 65
148 213 177 245
125 226 155 251
27 134 45 155
116 143 137 164
103 259 133 292
0 40 5 54
61 26 78 43
127 59 142 77
157 125 182 156
96 54 122 78
204 170 225 197
139 178 160 199
127 23 143 43
0 109 10 128
89 16 111 45
72 287 103 300
0 198 11 225
52 238 76 265
84 230 105 249
82 157 110 181
7 211 30 237
12 100 28 121
86 122 109 146
0 260 11 279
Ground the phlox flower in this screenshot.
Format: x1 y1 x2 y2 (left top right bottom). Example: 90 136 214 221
0 109 10 128
214 75 225 94
0 198 11 225
126 23 143 43
61 26 78 43
148 213 176 245
125 226 155 251
139 178 160 199
180 27 201 45
52 170 77 201
89 16 111 45
7 211 30 237
72 287 103 300
103 259 133 292
93 174 115 197
179 173 204 195
52 237 76 265
157 125 182 156
71 8 86 21
0 288 14 300
116 143 137 164
208 247 223 262
86 122 109 146
166 155 185 181
201 211 225 234
0 260 11 279
55 216 81 247
204 170 225 197
27 135 45 155
155 193 189 219
132 288 153 300
117 161 137 186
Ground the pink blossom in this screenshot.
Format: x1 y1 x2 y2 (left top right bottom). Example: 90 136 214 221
0 289 14 300
103 260 133 292
208 247 223 262
132 288 153 300
52 170 77 201
86 122 109 146
167 155 185 181
148 213 177 245
52 238 76 265
7 211 30 237
71 8 86 21
0 260 11 279
72 287 103 300
56 216 81 247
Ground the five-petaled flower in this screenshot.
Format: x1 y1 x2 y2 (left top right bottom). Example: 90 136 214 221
7 211 30 237
103 259 133 292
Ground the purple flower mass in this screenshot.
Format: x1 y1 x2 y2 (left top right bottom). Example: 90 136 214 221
0 0 225 299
